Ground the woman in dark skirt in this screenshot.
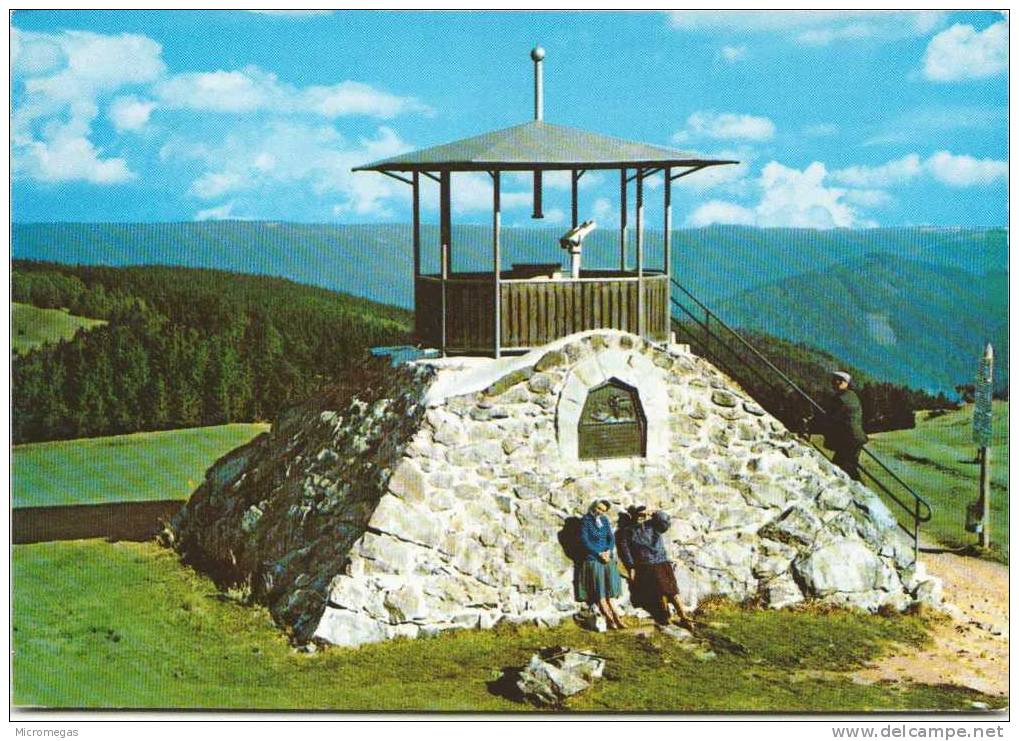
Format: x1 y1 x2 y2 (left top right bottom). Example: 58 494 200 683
618 505 692 628
575 499 625 630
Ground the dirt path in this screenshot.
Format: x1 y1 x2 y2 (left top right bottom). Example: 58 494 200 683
852 550 1009 697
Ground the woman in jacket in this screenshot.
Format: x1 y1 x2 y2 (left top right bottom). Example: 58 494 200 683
618 505 692 628
575 499 624 630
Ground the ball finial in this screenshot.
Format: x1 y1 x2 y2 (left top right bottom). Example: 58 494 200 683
531 46 545 62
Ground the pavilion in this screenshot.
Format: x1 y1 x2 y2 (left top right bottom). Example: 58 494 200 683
354 47 736 357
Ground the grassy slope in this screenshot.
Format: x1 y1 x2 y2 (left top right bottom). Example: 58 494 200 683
12 539 999 711
865 402 1009 559
11 302 105 354
12 424 268 508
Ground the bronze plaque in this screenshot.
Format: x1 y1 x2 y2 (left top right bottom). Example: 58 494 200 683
578 381 646 460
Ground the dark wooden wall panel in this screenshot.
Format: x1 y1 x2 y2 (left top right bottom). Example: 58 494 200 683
417 274 670 352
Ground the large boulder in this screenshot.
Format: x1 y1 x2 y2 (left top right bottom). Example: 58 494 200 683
794 539 896 595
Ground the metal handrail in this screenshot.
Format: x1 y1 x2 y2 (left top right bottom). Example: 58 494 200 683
670 303 810 421
668 277 932 555
671 279 826 416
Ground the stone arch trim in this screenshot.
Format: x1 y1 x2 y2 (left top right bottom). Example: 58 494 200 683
556 347 670 463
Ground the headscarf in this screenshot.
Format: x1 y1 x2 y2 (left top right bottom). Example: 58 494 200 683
588 499 611 527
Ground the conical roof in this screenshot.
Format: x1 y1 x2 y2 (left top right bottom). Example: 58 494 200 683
354 120 736 172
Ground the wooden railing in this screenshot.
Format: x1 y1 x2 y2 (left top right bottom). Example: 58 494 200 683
416 271 670 353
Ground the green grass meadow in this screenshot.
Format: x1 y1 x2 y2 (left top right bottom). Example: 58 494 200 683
9 406 1008 710
12 424 268 507
11 302 106 354
12 539 1000 711
865 402 1009 560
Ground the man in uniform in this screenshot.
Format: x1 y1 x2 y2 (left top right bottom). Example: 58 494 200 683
824 370 868 481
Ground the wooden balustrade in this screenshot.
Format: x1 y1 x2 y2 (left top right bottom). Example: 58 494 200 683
415 271 669 354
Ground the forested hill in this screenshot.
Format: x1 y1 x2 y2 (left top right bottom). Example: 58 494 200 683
12 222 1006 395
684 327 955 436
715 253 1009 394
11 262 411 443
13 260 952 445
11 222 1007 308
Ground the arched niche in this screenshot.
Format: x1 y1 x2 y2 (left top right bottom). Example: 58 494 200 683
556 345 670 463
578 379 646 460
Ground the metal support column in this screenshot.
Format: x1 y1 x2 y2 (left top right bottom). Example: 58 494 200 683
636 169 644 338
492 171 502 359
619 169 628 271
412 171 421 342
571 169 579 228
439 170 451 356
663 167 672 338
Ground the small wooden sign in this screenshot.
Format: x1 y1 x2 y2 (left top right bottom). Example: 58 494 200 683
578 381 646 460
973 345 994 449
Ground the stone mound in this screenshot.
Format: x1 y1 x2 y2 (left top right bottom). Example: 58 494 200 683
169 330 942 647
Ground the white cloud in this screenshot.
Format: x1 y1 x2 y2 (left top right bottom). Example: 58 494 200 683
507 170 605 191
14 128 135 184
156 68 274 113
11 28 65 76
797 23 877 45
542 208 566 225
300 81 432 118
687 200 756 228
686 161 870 229
253 152 276 172
756 162 861 228
195 201 239 221
674 150 752 194
164 121 417 218
155 66 432 119
844 189 893 208
592 197 615 225
677 111 775 142
831 154 923 187
190 171 246 199
334 127 417 217
720 45 747 63
13 29 164 134
12 28 164 184
668 11 945 45
923 21 1008 81
688 147 1007 230
455 171 612 218
108 95 156 132
436 172 532 215
11 25 433 189
926 151 1007 187
832 152 1006 189
20 30 165 94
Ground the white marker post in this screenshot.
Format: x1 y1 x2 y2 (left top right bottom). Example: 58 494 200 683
972 342 994 549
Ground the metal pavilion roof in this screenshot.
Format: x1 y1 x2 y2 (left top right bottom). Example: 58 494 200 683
353 120 737 173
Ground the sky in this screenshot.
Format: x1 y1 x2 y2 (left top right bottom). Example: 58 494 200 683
10 9 1009 229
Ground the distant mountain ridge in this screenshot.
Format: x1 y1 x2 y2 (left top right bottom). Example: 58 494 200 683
715 252 1008 393
12 222 1007 393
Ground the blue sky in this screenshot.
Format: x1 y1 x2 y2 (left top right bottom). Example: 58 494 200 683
11 10 1008 228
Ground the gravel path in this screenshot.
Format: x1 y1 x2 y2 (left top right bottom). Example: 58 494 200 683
853 550 1009 697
